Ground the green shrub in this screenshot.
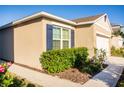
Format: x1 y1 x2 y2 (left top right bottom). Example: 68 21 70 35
80 60 103 75
111 46 124 57
80 48 106 75
40 47 88 73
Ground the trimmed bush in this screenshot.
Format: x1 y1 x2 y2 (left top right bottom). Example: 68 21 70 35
40 47 88 73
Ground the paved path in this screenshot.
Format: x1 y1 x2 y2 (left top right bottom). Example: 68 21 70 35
83 56 124 87
8 64 82 87
82 65 123 87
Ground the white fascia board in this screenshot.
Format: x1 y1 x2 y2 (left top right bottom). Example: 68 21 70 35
41 12 76 25
13 12 42 25
76 21 94 26
0 11 76 30
13 11 76 25
0 12 43 30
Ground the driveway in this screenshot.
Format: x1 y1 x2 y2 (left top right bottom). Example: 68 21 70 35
106 56 124 66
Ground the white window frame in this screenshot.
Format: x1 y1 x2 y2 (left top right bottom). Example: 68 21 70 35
52 25 71 49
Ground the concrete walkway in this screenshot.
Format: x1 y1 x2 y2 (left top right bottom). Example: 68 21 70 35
82 65 123 87
8 64 82 87
83 56 124 87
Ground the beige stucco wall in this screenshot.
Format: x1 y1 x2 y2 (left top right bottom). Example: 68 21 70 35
75 24 95 57
13 18 44 70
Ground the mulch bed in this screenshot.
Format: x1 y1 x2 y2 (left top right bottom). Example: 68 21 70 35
42 64 108 85
116 70 124 87
51 68 92 84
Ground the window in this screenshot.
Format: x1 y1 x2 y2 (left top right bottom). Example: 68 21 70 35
62 28 70 49
52 26 71 50
63 41 69 48
53 40 60 49
53 26 61 49
62 29 69 39
53 27 61 39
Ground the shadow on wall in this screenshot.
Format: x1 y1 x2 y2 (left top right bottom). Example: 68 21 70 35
0 22 14 62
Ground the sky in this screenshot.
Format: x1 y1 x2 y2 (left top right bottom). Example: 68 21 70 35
0 5 124 26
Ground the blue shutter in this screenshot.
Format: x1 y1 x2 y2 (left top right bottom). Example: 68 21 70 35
46 24 53 50
71 30 75 48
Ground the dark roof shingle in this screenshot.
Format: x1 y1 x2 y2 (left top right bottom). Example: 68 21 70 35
72 14 104 23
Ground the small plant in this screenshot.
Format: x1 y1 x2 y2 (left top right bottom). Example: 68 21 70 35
0 72 14 87
0 62 36 87
0 62 14 87
94 48 106 63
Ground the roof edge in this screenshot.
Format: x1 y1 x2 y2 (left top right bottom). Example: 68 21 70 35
0 11 76 30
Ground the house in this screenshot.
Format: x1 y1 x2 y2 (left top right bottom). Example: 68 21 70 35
0 12 112 70
111 24 124 48
72 14 112 57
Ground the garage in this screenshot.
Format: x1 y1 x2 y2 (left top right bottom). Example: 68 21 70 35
96 35 109 56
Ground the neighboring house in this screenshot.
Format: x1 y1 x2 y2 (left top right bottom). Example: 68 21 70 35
111 24 124 48
0 12 112 70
